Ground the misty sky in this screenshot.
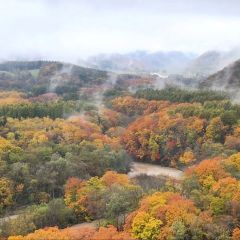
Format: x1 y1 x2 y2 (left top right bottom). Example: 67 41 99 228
1 0 240 62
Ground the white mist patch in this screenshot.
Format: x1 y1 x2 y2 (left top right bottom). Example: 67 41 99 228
151 73 199 90
90 72 118 107
49 64 73 92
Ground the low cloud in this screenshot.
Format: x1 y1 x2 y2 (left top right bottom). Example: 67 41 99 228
1 0 240 63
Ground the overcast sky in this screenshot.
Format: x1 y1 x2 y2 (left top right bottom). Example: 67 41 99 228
1 0 240 62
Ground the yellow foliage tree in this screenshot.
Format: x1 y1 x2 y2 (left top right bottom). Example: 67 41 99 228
0 177 13 212
131 211 162 240
179 150 195 165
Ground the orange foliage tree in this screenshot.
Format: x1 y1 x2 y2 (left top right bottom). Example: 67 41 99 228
64 171 142 222
183 154 240 216
9 226 135 240
8 227 69 240
111 96 170 116
122 109 206 166
125 192 198 240
233 228 240 240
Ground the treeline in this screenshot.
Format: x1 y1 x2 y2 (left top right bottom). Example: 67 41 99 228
174 100 240 125
0 101 85 120
135 87 229 103
0 61 57 72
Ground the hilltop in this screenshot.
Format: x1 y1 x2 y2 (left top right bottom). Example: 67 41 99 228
186 49 240 76
200 59 240 90
85 50 196 74
0 61 108 93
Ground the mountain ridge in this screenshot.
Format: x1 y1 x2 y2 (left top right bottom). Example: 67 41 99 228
85 50 196 74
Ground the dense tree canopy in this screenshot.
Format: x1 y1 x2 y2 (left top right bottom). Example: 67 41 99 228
1 85 240 240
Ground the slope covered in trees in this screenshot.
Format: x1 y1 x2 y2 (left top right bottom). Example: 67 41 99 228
0 61 108 92
0 67 240 239
7 153 240 239
200 59 240 91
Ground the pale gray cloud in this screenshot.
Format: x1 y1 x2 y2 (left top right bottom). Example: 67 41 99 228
0 0 240 62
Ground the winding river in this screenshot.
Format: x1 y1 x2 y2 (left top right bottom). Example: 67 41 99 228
128 162 183 180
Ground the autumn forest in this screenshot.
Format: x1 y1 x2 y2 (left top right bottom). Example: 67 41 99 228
0 58 237 240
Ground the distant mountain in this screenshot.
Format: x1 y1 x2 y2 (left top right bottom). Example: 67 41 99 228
85 51 196 74
0 60 109 93
200 59 240 90
186 48 240 76
0 60 154 99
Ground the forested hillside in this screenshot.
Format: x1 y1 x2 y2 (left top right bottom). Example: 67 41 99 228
200 59 240 91
0 64 239 240
185 49 240 76
0 61 108 97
